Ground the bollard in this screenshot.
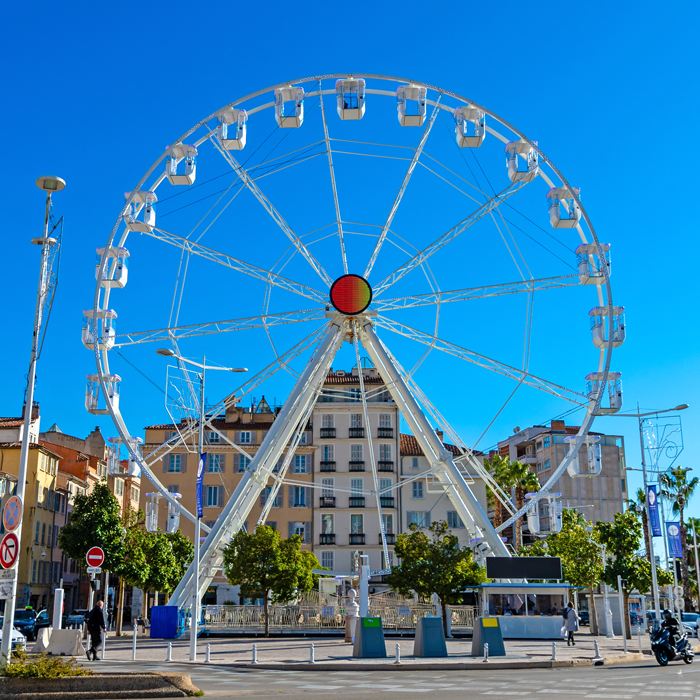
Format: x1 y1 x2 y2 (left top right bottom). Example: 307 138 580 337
394 643 401 665
132 626 137 661
551 642 557 661
483 642 489 662
167 642 173 662
252 644 258 664
593 639 602 660
101 629 106 661
310 642 315 664
637 625 642 654
206 643 211 663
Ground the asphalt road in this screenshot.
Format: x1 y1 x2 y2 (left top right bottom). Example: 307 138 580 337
113 658 700 699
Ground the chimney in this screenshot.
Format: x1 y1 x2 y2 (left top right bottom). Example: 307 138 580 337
436 430 444 442
551 419 565 432
22 401 40 422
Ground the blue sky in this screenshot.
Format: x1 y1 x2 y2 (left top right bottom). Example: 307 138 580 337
1 0 698 544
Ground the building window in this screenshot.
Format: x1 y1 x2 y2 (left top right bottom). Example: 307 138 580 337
351 514 363 534
168 454 182 473
379 478 392 496
290 521 307 541
322 445 334 461
382 513 393 534
131 487 140 502
321 551 334 570
115 479 124 496
167 484 180 494
322 514 334 534
411 457 419 469
379 444 392 461
407 511 430 528
266 521 277 531
32 559 37 583
208 454 223 473
351 444 363 461
412 482 424 499
294 455 308 473
236 454 251 472
321 478 334 497
350 478 363 495
239 431 252 444
447 511 465 529
381 550 394 569
379 414 391 428
351 414 362 428
544 458 551 470
206 485 220 507
293 486 306 507
208 431 220 444
41 523 46 545
322 414 334 428
543 436 551 448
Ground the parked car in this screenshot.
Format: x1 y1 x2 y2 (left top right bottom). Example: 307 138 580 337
0 616 27 651
12 610 37 641
579 609 590 625
35 610 51 634
65 609 89 628
681 612 699 638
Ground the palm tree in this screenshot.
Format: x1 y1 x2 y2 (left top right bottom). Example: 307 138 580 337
625 487 650 558
659 467 699 612
511 462 540 552
484 454 515 530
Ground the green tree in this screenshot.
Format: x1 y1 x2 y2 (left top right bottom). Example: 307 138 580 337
659 467 699 612
596 511 673 638
483 454 513 528
222 525 320 636
512 463 540 553
625 487 650 560
386 520 486 637
685 517 700 602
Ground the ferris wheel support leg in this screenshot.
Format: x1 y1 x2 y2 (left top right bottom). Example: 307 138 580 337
168 319 347 609
358 320 510 559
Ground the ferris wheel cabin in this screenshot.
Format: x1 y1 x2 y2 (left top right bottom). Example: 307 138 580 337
505 140 539 183
81 309 117 351
525 493 563 535
217 108 248 150
454 106 486 148
586 371 623 414
576 243 611 285
166 144 198 185
589 306 626 348
564 435 602 477
95 247 129 289
85 374 121 415
275 87 305 128
547 186 582 229
336 79 366 120
397 84 427 127
124 191 157 233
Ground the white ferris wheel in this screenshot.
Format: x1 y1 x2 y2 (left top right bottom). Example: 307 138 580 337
86 74 625 609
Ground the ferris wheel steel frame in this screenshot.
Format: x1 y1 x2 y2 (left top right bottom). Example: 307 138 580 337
91 73 617 611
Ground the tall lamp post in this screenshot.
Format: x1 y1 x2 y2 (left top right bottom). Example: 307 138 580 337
595 402 689 630
587 527 613 638
156 349 246 662
1 177 65 666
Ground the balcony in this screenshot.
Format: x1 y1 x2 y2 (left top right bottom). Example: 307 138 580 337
378 427 393 438
319 496 336 508
380 533 396 545
349 496 365 508
349 461 365 472
320 461 336 472
349 427 365 438
378 461 394 472
380 496 395 508
319 533 336 545
519 454 537 465
349 533 365 545
320 428 336 438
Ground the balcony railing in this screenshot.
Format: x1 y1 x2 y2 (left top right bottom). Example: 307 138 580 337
381 533 396 544
378 461 394 472
319 496 335 508
380 496 395 508
320 461 336 472
349 496 365 508
378 427 393 438
349 461 365 472
349 427 365 438
320 428 336 438
349 533 365 545
319 533 336 545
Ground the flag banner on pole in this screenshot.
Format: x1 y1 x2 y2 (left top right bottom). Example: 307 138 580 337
196 453 206 518
648 485 662 537
666 521 683 559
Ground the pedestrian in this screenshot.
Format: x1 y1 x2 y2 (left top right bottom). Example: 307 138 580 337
86 600 106 661
563 600 580 646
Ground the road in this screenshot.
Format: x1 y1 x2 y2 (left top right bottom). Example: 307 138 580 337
110 658 700 699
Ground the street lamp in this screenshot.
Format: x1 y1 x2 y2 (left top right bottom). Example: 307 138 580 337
156 349 246 662
0 176 66 666
587 526 614 638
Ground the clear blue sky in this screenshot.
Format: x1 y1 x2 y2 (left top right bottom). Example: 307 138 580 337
1 0 698 543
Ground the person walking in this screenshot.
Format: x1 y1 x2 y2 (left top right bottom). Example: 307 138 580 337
86 600 106 661
563 600 580 646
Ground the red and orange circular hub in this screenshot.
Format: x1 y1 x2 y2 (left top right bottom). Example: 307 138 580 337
329 274 372 315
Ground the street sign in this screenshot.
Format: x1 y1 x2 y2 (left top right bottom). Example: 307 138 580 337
87 566 102 574
86 547 105 568
2 496 22 532
0 568 17 580
0 581 12 599
0 532 19 569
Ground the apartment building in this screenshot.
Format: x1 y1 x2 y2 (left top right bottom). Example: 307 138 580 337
497 419 627 526
312 364 400 580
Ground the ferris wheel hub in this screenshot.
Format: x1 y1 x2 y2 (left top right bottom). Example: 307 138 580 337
329 274 373 315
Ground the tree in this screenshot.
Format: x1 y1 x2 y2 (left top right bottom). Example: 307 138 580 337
685 517 700 603
386 520 486 637
659 467 699 612
596 511 673 638
483 454 512 529
625 487 650 559
511 463 540 552
222 525 320 636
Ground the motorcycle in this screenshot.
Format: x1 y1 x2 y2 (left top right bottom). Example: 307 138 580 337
651 627 694 666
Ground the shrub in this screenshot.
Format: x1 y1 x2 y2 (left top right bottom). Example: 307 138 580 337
2 651 93 678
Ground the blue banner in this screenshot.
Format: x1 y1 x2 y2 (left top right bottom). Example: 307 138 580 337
647 485 662 537
196 453 207 518
666 521 683 559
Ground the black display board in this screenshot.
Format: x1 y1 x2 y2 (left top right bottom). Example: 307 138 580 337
485 556 562 580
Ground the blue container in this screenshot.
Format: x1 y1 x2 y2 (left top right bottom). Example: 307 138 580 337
150 606 179 638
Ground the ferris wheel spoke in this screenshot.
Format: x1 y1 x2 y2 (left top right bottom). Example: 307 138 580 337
364 96 443 279
113 307 327 347
144 226 327 304
210 134 334 288
318 84 348 274
373 274 579 312
375 315 588 406
372 176 532 298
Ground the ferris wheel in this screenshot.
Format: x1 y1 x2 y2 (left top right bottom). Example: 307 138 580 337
87 74 624 608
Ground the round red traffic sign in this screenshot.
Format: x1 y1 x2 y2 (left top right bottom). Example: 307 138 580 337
86 546 105 568
1 532 19 569
2 496 22 532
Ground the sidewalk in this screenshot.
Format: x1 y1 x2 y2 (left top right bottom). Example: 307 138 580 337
96 630 647 669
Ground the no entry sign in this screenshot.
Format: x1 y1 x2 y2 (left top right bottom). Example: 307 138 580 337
86 546 105 568
0 532 19 569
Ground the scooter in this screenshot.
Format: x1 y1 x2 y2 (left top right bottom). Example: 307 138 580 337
651 627 694 666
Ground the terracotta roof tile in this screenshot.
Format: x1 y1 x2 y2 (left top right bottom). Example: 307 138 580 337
399 433 464 457
323 373 384 385
0 418 24 427
145 419 284 431
0 442 61 457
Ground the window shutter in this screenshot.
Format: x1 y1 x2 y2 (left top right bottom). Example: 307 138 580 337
162 457 168 473
181 456 187 474
288 485 293 508
304 521 311 544
260 489 267 507
305 487 311 506
288 521 294 538
275 490 283 508
424 511 431 527
220 454 225 473
407 511 413 527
